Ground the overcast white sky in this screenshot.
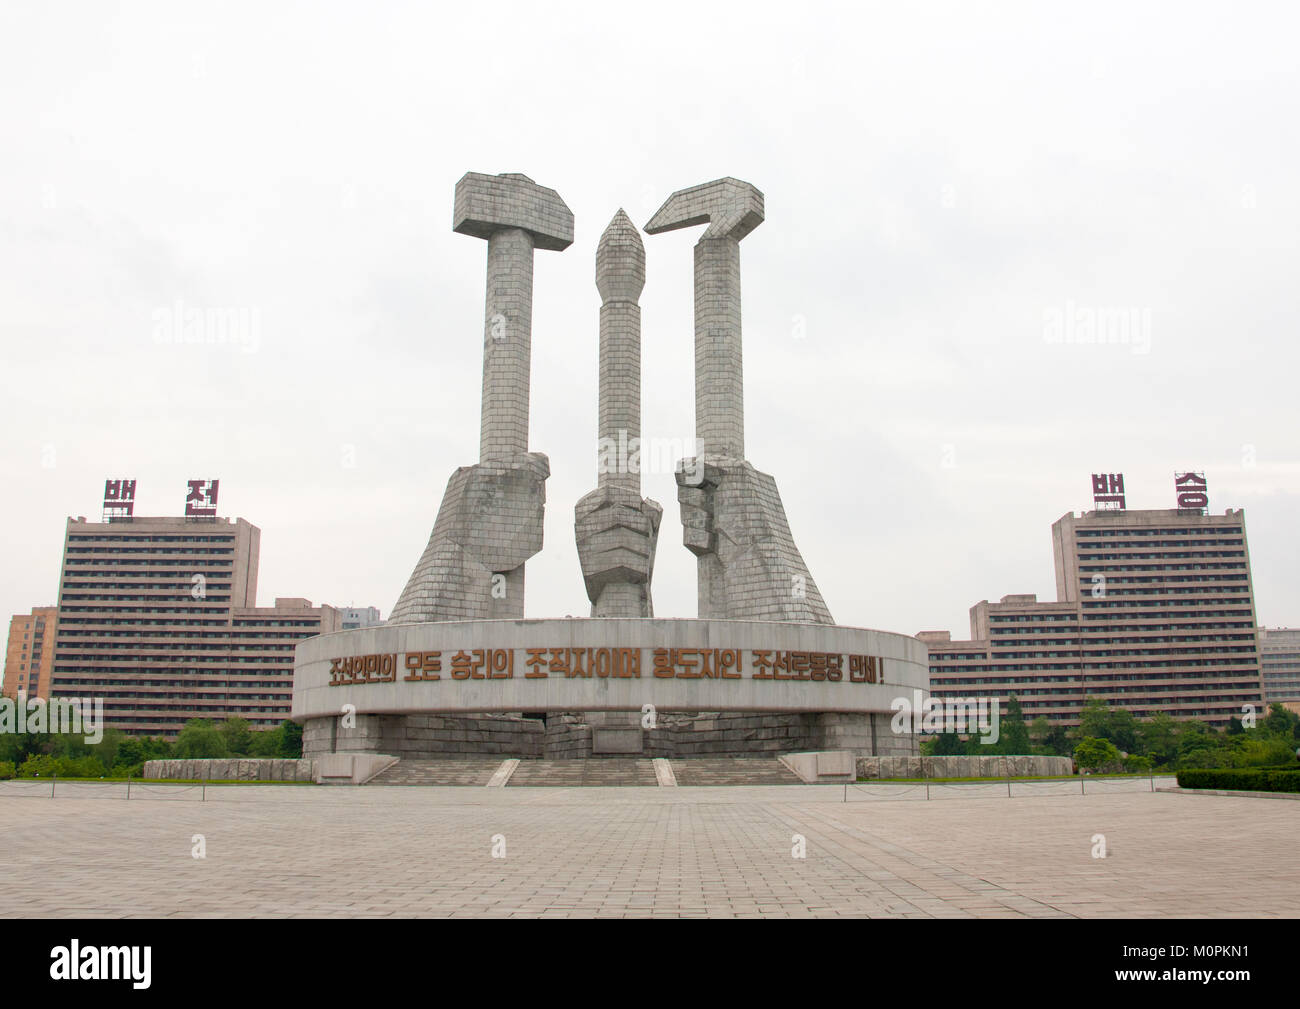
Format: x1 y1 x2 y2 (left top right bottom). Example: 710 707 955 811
2 1 1297 639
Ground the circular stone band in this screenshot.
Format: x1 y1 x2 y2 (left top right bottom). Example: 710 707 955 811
291 618 928 721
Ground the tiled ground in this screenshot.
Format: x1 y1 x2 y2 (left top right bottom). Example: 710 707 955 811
0 781 1294 918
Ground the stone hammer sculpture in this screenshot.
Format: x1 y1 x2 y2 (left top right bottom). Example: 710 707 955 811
389 172 573 624
645 178 833 624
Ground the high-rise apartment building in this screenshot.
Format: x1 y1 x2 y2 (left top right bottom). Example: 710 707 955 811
3 607 57 701
339 606 382 629
1258 627 1300 704
49 515 345 736
925 506 1264 727
920 595 1083 722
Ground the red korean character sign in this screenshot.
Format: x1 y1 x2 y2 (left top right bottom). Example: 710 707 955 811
1091 472 1126 510
184 479 219 517
1174 472 1208 512
102 478 136 520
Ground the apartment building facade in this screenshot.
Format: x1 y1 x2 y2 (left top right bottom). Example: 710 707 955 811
2 606 58 701
925 506 1265 728
49 515 343 736
1258 627 1300 704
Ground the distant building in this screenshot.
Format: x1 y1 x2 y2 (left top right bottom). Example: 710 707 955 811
3 607 57 701
339 606 382 630
1259 627 1300 704
48 515 355 736
925 507 1264 728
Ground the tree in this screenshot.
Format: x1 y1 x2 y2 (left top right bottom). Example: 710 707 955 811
278 720 303 758
18 753 58 778
218 717 253 756
1078 697 1137 753
996 696 1031 754
932 730 965 755
1264 703 1300 740
0 731 49 767
89 728 126 771
114 737 146 770
1176 719 1217 754
174 720 227 759
1074 736 1122 772
1079 698 1110 740
1173 720 1229 770
1106 708 1139 754
1138 713 1178 766
248 728 280 757
1042 723 1072 756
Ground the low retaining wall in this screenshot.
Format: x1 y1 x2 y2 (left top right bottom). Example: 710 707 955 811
143 758 316 782
857 754 1074 779
315 753 396 785
781 751 857 783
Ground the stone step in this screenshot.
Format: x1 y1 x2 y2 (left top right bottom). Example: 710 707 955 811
507 759 658 787
366 759 507 787
363 756 805 787
670 757 804 787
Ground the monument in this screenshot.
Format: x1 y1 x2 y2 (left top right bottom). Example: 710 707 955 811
645 179 833 624
574 209 662 618
387 172 572 624
293 172 927 764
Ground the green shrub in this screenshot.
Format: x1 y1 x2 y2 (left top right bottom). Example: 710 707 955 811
1177 768 1300 793
15 753 110 779
0 761 15 780
18 754 57 778
1074 736 1122 771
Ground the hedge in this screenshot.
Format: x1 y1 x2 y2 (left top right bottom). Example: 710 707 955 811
1177 768 1300 793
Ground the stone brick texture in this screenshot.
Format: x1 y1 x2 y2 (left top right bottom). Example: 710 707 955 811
576 209 660 617
391 172 573 625
855 754 1075 779
303 711 914 760
678 459 834 623
142 758 315 782
389 453 549 623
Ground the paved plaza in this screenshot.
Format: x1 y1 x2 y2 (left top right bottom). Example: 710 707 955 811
0 782 1294 918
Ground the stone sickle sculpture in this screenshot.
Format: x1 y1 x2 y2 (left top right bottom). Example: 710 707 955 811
645 178 833 623
389 173 573 623
574 210 662 616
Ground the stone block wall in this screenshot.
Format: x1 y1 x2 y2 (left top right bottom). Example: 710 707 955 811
644 712 822 757
142 758 315 782
306 713 546 760
543 713 593 759
302 711 920 760
856 754 1075 779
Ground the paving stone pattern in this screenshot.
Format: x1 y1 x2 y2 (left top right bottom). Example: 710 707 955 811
1 786 1292 918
